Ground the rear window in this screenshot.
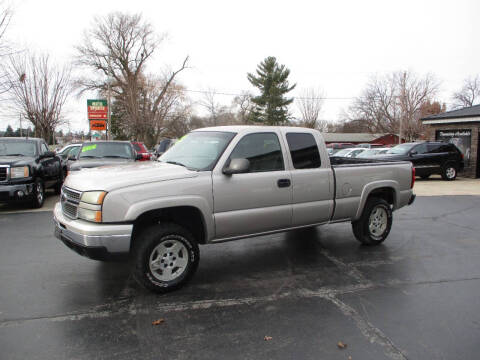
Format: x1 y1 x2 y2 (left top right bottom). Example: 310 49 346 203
286 133 321 169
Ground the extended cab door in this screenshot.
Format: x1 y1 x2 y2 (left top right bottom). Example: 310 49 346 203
212 131 292 239
283 130 334 227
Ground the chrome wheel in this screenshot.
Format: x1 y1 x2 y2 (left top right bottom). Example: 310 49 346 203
36 182 44 204
149 237 189 282
446 167 456 179
368 206 388 239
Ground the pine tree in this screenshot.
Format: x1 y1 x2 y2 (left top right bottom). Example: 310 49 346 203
247 57 296 125
4 125 14 137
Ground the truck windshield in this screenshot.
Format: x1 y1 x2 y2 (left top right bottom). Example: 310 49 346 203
386 144 414 155
0 140 37 156
159 131 235 171
79 142 133 159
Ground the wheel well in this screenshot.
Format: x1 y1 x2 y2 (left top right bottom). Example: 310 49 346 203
131 206 207 250
368 187 395 207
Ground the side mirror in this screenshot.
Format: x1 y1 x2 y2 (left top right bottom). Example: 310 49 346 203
40 151 55 159
223 158 250 175
409 151 417 156
67 155 77 161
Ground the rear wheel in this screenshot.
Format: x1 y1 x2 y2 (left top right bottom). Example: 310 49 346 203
441 163 457 181
132 223 199 293
352 197 392 246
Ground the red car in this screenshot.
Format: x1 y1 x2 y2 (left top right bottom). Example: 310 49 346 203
131 141 152 161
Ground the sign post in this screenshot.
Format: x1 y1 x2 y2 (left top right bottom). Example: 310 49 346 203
87 100 108 139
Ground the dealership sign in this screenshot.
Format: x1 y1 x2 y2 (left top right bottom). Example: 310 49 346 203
87 99 108 131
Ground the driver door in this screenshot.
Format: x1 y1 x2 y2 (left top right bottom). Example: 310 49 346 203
212 132 292 239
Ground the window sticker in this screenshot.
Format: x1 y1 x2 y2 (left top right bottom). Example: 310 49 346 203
82 144 97 152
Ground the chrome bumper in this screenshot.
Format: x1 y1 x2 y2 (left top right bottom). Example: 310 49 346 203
53 202 132 256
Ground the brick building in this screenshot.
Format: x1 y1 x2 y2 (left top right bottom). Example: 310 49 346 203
322 133 402 145
421 104 480 178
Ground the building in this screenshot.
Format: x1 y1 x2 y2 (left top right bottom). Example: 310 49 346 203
322 133 401 146
421 105 480 178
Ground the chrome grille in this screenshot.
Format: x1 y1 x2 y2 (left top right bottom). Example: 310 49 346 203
61 186 82 219
62 187 81 202
0 166 7 181
62 201 78 218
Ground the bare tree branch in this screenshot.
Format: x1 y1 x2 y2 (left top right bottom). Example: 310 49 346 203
452 75 480 109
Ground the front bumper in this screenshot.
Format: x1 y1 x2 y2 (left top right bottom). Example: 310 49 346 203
53 202 132 261
0 182 34 202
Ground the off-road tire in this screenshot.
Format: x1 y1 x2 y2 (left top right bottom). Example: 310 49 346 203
132 223 199 293
352 197 392 246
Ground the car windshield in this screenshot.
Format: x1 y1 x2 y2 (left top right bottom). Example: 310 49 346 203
0 140 37 156
79 142 133 159
333 149 351 157
386 144 414 155
159 131 235 171
133 143 147 153
357 149 379 158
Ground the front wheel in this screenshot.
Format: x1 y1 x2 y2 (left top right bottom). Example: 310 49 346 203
31 179 45 208
132 223 199 293
352 197 392 246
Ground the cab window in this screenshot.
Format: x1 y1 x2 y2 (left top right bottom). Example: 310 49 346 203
286 133 321 169
229 133 284 172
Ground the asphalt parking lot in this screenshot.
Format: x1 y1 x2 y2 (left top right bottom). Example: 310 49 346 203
1 192 480 359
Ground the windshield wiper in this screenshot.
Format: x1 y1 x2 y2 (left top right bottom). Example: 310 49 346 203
4 154 25 156
165 161 187 168
103 155 130 159
79 155 100 159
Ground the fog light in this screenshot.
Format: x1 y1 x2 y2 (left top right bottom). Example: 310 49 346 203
17 190 24 197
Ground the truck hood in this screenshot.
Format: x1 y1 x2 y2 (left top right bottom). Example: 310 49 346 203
68 158 134 171
0 156 34 166
64 161 199 192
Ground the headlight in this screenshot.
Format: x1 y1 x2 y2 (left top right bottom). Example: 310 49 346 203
77 207 102 223
80 191 107 205
11 166 29 179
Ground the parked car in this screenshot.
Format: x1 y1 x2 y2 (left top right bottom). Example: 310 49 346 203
68 141 141 172
356 148 390 158
54 126 415 293
131 141 152 161
0 137 64 208
326 142 354 155
357 143 386 149
56 144 82 160
332 147 367 158
155 138 177 157
376 141 464 180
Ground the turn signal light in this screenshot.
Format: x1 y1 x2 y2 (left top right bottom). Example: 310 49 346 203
411 166 415 189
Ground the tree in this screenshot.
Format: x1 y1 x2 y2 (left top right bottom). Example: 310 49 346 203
4 124 13 136
347 71 439 141
296 88 328 130
75 12 188 140
0 2 12 95
247 56 296 125
452 75 480 109
232 91 254 124
1 53 72 142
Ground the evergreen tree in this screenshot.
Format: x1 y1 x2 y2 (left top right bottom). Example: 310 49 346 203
247 57 296 125
4 125 14 137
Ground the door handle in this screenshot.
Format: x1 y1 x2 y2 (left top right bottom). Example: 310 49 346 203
277 179 291 188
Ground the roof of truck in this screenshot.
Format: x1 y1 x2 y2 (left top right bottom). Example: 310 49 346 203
193 125 318 133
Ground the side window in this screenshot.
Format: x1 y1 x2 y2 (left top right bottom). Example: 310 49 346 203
286 133 321 169
229 133 284 172
69 147 80 158
426 144 441 153
414 143 428 154
41 143 49 155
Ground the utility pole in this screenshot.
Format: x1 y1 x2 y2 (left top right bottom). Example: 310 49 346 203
107 57 112 141
19 114 22 137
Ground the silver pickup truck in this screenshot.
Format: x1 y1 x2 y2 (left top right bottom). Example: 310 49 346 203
54 126 415 293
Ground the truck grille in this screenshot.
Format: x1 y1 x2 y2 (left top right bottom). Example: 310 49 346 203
0 167 7 181
61 186 82 219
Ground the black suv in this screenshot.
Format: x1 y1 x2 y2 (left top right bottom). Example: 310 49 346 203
0 137 64 208
377 142 464 180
